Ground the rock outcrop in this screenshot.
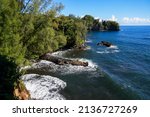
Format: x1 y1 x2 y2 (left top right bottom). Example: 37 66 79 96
39 54 88 67
97 41 112 47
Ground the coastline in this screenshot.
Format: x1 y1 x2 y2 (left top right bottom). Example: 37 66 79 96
20 47 141 100
20 48 98 100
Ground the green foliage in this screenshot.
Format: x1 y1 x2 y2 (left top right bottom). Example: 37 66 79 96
0 0 26 65
102 20 120 31
57 15 87 48
74 21 87 46
0 0 87 61
92 19 104 31
82 15 95 30
82 14 120 31
0 0 120 62
55 34 67 48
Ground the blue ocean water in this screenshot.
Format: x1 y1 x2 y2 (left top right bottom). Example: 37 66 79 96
87 26 150 99
27 26 150 100
61 26 150 99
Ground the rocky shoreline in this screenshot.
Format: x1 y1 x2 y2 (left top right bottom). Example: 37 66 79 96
39 53 88 67
19 49 92 100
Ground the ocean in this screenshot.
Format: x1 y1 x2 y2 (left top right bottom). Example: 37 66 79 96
24 26 150 100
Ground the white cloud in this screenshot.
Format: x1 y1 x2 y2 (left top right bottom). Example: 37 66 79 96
80 15 118 22
122 17 150 24
97 15 118 22
95 15 118 22
108 15 118 21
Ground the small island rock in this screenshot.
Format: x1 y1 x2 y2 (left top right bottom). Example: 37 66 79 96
97 41 112 47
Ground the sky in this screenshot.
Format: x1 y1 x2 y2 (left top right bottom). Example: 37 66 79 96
54 0 150 25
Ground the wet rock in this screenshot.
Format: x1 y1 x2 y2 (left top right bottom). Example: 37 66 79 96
75 44 87 50
39 54 88 67
97 41 112 47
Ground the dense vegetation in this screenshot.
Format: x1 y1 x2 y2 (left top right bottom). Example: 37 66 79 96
0 0 87 65
0 0 119 99
0 0 87 99
0 0 119 65
82 15 120 31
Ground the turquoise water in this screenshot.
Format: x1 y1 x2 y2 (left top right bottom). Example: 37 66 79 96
60 26 150 100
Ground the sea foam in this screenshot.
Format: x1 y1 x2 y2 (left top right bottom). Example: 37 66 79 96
97 45 120 54
108 45 118 49
21 49 99 100
96 50 120 54
49 50 98 74
30 59 98 75
85 40 92 43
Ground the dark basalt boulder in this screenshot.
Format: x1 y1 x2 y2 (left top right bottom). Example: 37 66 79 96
97 41 112 47
39 54 88 67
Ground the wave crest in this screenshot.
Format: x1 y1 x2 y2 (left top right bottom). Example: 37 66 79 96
97 45 120 54
29 59 98 75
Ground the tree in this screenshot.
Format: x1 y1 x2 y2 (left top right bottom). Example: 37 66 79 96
92 19 104 31
0 0 26 65
56 15 87 48
82 15 120 31
74 21 87 46
68 14 76 19
82 15 95 30
106 21 120 31
19 0 65 59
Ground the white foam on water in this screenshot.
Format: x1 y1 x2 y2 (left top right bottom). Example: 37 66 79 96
108 45 118 49
20 51 99 100
23 48 99 77
21 74 66 100
86 40 92 43
85 46 91 50
30 59 98 75
113 50 120 53
96 49 120 54
97 50 110 54
77 58 97 68
40 50 98 74
97 45 120 54
51 49 71 57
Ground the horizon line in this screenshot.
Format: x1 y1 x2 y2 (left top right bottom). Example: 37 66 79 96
120 24 150 26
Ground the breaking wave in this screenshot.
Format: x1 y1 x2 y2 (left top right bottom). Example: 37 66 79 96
108 45 118 49
47 50 98 74
51 49 72 57
97 45 120 54
85 40 92 43
96 49 120 54
28 59 98 75
21 49 99 100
